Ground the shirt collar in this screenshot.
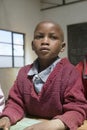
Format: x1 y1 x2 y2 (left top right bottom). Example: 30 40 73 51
28 57 61 82
28 59 38 76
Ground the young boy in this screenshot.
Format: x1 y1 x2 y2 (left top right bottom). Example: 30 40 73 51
0 21 87 130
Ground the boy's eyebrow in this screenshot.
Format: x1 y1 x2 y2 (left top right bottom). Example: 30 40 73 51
34 32 44 34
49 32 57 35
35 32 57 34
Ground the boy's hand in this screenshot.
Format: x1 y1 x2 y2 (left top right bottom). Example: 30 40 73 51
0 117 11 130
77 120 87 130
24 119 67 130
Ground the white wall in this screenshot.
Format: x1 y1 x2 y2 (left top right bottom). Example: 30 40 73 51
41 1 87 58
0 0 41 98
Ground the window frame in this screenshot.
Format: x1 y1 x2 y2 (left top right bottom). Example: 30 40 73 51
0 29 25 68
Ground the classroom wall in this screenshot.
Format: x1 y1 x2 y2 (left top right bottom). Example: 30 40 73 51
41 1 87 58
0 0 41 98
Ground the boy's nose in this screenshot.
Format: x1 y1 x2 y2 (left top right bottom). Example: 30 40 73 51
41 37 49 45
42 36 49 43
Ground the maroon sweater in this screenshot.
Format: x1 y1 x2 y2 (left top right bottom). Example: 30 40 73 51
2 58 87 130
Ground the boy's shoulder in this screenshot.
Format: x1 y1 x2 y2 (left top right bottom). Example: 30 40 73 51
57 58 77 75
18 64 33 74
60 58 74 68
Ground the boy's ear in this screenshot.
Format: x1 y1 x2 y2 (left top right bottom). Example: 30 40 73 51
32 41 34 50
60 42 66 52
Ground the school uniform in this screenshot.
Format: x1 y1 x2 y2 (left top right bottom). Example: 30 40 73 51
1 58 87 130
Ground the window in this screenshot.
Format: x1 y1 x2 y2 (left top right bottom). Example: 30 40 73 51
0 30 25 68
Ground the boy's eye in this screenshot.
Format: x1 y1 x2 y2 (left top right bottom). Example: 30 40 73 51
50 36 58 40
34 35 43 39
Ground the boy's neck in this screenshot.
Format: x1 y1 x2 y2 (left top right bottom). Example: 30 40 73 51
38 57 58 72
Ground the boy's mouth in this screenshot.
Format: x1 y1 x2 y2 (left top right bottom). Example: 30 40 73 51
40 47 49 51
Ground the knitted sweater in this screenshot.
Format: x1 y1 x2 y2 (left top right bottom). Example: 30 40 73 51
2 58 87 130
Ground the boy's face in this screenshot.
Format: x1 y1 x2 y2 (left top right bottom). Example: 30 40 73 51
32 22 65 60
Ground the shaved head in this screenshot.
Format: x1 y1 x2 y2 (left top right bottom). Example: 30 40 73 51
34 21 64 42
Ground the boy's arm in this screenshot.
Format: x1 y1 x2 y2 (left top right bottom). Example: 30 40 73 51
0 68 26 125
53 68 87 130
77 120 87 130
